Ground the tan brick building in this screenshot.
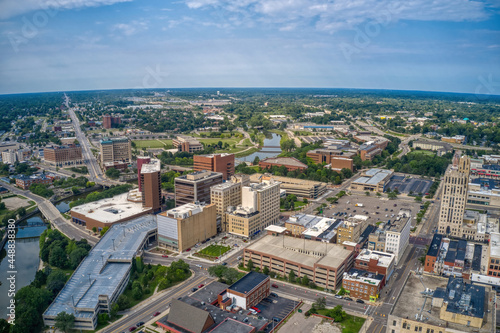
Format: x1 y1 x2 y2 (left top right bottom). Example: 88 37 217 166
157 203 217 252
99 137 132 165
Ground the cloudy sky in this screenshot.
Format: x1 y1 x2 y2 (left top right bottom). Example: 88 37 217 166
0 0 499 94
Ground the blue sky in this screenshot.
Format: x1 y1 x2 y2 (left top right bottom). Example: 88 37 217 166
0 0 499 94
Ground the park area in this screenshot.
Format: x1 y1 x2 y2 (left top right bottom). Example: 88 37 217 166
194 244 231 261
132 139 172 148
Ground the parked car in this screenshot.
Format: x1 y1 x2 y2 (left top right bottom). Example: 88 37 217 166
198 284 205 288
185 248 191 252
335 295 343 299
162 255 168 258
344 297 353 301
356 299 365 304
129 327 136 332
272 284 279 288
222 262 227 266
250 306 261 313
153 312 161 316
270 292 278 297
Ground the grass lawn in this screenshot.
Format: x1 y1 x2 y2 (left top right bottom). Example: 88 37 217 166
316 310 365 333
198 244 231 258
133 139 172 148
410 150 435 156
199 137 240 145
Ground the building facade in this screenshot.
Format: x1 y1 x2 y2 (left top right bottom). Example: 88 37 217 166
157 203 217 252
258 157 308 172
140 159 161 212
249 173 327 199
438 155 471 238
173 136 203 153
44 144 83 166
1 150 17 165
99 137 132 165
225 272 270 310
102 114 121 129
342 269 384 301
174 171 224 206
194 153 235 180
211 180 243 232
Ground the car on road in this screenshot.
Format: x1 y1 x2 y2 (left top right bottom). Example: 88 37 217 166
185 248 191 252
356 299 365 304
136 321 145 327
198 284 205 288
222 262 227 266
192 287 198 292
195 264 202 268
270 292 278 297
344 297 353 301
153 312 161 316
129 327 136 332
250 306 261 313
162 255 168 258
272 284 279 288
334 295 343 299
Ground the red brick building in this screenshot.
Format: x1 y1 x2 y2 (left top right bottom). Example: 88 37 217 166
102 114 121 129
194 153 235 180
353 249 395 286
44 144 83 167
223 271 270 310
259 157 307 172
15 175 54 190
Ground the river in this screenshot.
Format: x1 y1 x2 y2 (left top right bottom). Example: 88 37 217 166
237 133 282 163
0 215 46 319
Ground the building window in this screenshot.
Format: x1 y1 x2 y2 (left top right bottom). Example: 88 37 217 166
393 321 397 326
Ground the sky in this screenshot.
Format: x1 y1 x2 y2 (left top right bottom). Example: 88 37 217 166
0 0 499 95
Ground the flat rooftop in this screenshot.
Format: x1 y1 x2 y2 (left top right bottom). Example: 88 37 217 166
228 271 268 294
44 215 156 319
246 235 353 269
161 202 208 219
343 268 384 286
392 274 494 333
356 249 394 268
353 169 393 186
259 157 307 168
71 192 151 223
490 232 500 258
141 158 160 173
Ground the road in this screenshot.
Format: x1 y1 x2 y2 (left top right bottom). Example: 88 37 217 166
2 181 97 244
65 94 118 187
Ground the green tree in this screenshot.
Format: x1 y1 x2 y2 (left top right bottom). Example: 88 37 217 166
301 275 310 286
0 319 10 333
117 294 130 310
47 269 67 295
253 156 260 165
49 246 68 268
247 259 254 271
55 311 75 333
100 226 109 237
110 302 119 319
314 297 326 310
105 167 121 179
92 227 97 233
263 266 270 275
288 269 296 283
69 247 88 269
132 286 143 300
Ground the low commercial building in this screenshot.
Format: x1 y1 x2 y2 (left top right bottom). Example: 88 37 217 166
225 271 270 310
471 164 500 179
244 235 355 289
194 153 235 180
412 139 452 156
285 214 342 242
173 135 204 153
342 268 384 302
306 149 355 171
103 161 128 171
441 135 466 144
359 143 383 161
353 135 389 150
249 173 327 199
70 192 153 231
350 169 393 192
15 174 55 190
157 203 217 252
258 157 308 172
354 249 395 284
388 275 494 333
43 216 157 330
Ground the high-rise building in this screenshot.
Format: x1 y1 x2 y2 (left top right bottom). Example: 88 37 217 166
140 158 161 212
157 203 217 252
174 170 223 206
210 179 243 232
193 153 235 180
99 137 132 165
1 149 17 165
136 156 151 192
438 155 471 237
44 144 83 167
102 114 121 129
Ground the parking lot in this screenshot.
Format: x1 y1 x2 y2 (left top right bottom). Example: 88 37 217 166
322 192 422 225
385 175 433 196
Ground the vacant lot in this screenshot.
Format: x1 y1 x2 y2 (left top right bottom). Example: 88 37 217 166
3 196 31 210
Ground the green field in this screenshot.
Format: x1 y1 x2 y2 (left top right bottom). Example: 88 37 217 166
200 137 240 145
411 150 435 156
133 139 172 148
198 245 231 258
316 310 365 333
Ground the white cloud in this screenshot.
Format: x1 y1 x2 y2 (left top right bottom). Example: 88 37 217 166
112 20 148 36
0 0 133 20
183 0 494 32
